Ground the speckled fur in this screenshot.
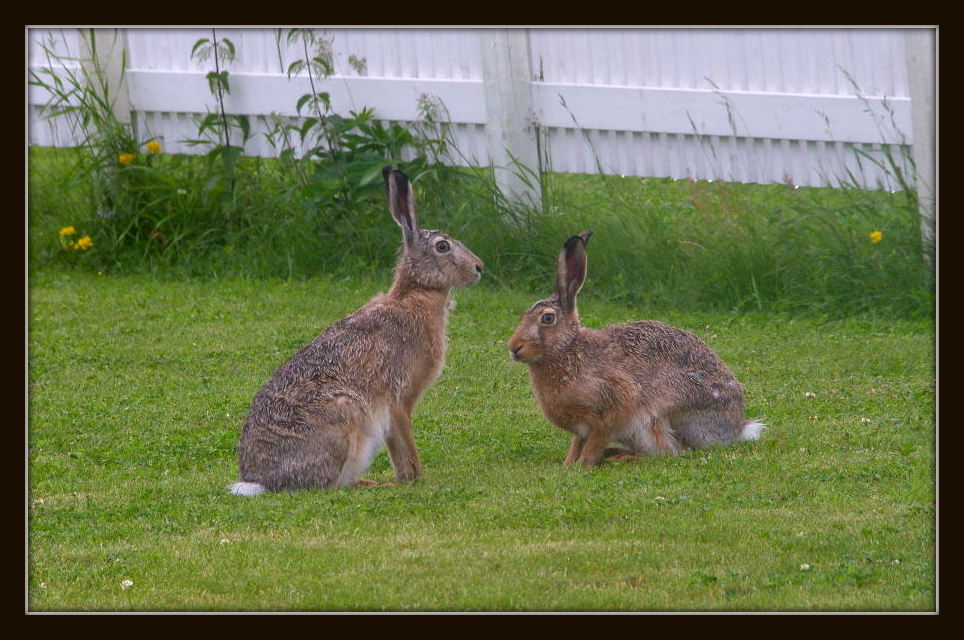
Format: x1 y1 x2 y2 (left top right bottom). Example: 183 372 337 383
232 167 483 493
508 230 761 467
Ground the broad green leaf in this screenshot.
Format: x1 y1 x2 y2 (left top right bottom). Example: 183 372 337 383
299 118 318 142
191 38 210 58
287 60 305 78
286 28 303 45
205 71 220 95
234 115 251 143
358 164 386 187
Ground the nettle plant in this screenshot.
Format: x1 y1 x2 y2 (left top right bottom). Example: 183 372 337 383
188 30 254 193
261 28 455 219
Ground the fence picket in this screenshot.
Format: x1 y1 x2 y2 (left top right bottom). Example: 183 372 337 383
28 27 926 191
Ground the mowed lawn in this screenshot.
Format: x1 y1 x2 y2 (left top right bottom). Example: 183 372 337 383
27 271 935 611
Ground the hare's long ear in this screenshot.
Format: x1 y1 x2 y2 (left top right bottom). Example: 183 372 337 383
383 166 419 248
554 230 593 312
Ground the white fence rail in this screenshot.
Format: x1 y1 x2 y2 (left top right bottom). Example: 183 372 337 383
28 27 925 192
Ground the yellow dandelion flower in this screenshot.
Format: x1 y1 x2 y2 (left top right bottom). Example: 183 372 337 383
118 153 135 165
74 235 94 251
59 226 76 236
869 230 883 244
146 140 162 154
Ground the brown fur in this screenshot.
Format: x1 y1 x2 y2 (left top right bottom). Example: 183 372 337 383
508 230 756 467
232 167 483 493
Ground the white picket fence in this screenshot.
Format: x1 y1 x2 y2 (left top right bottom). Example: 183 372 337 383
28 27 925 192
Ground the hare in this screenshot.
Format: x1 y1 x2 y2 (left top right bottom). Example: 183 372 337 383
507 230 763 467
229 167 484 495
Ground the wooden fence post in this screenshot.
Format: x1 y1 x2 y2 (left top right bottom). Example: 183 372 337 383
479 28 542 209
903 27 936 262
80 28 132 127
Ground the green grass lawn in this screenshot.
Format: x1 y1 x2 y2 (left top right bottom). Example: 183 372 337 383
27 270 935 611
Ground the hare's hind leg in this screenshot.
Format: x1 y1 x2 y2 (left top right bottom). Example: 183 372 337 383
236 417 345 493
602 447 639 462
672 409 746 450
263 404 356 491
617 414 685 456
259 397 383 491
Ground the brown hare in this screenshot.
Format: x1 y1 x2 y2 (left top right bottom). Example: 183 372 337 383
230 167 484 495
507 230 763 467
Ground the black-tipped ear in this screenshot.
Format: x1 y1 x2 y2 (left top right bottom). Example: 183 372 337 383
383 166 419 246
554 230 591 311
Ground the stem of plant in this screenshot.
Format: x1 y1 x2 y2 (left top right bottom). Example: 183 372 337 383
211 29 232 151
299 31 339 232
211 28 237 197
302 35 335 158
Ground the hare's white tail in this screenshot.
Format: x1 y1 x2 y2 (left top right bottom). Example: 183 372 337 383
740 419 766 441
228 481 266 497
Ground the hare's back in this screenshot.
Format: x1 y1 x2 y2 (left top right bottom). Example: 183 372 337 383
605 320 735 379
250 307 412 418
598 321 744 417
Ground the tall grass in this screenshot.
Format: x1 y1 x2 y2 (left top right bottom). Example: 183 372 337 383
29 144 933 319
406 162 932 318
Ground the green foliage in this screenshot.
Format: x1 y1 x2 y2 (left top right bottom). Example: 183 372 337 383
29 145 934 318
28 30 934 319
260 29 448 225
29 30 458 278
393 167 934 319
28 30 196 267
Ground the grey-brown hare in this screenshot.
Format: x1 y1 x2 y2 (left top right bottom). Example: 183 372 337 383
230 167 483 495
508 230 763 467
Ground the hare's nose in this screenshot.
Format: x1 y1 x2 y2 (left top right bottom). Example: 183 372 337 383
475 262 483 274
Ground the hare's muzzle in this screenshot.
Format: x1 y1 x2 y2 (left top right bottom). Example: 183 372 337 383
507 337 525 362
466 258 483 284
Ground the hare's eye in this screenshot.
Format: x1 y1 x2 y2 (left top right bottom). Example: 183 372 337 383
435 240 450 253
541 312 555 324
